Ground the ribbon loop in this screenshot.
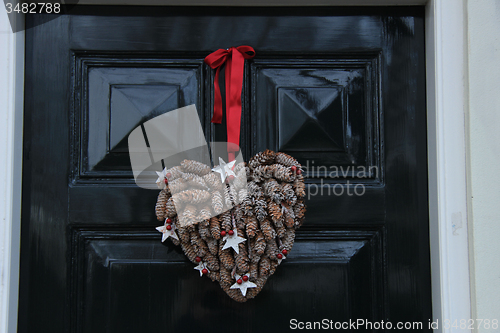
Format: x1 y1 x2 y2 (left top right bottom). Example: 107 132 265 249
204 46 256 161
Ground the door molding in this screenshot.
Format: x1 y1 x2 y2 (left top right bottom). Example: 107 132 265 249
0 1 470 332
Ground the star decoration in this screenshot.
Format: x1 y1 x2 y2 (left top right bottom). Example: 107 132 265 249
194 262 210 277
155 168 167 189
278 254 286 264
230 274 257 296
222 228 246 254
155 221 179 242
212 157 236 183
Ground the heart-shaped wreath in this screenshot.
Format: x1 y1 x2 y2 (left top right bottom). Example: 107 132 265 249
155 150 306 302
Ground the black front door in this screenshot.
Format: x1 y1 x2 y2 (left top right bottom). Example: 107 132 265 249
20 6 431 332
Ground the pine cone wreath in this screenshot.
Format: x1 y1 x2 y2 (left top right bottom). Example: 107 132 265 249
154 150 306 302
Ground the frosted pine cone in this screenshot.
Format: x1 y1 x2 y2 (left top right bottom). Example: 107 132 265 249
269 164 295 182
203 172 224 191
281 183 297 206
293 174 306 198
198 206 212 221
155 189 169 221
264 179 284 203
255 198 267 222
245 216 258 238
206 238 218 255
248 149 276 169
235 243 250 274
204 252 220 271
167 178 188 194
165 166 184 180
209 216 221 240
180 241 198 264
219 247 235 270
211 190 224 215
181 159 211 176
265 238 279 260
282 229 295 252
198 221 211 240
275 152 300 168
267 199 283 224
259 218 277 241
165 197 177 218
220 211 232 231
259 257 271 277
219 268 233 286
282 204 296 229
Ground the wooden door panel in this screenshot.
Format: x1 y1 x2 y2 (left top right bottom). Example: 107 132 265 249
21 7 431 333
75 230 382 332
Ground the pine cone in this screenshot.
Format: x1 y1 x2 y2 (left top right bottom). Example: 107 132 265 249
223 185 234 208
209 216 221 240
264 179 284 203
293 174 306 198
165 197 177 218
206 270 219 282
198 220 211 240
249 261 259 279
198 206 212 221
172 189 211 205
180 241 198 264
269 164 295 182
181 159 211 176
207 238 219 255
235 243 249 274
245 216 258 238
265 238 279 260
282 229 295 252
181 172 208 189
180 204 197 227
248 149 276 169
282 203 295 228
204 252 220 271
155 189 169 221
281 183 297 206
211 190 224 215
260 218 276 241
167 178 188 194
165 166 184 180
219 247 235 270
203 172 224 191
247 181 263 198
259 257 271 277
267 199 283 224
219 268 233 286
275 152 300 168
252 231 266 257
255 198 267 222
176 225 190 243
220 211 232 231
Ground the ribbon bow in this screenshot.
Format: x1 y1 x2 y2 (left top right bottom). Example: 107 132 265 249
204 46 256 161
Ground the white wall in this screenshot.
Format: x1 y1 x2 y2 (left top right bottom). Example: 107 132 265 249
467 0 500 329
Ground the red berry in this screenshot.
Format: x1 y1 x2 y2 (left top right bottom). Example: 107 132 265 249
228 175 235 181
195 256 201 262
277 253 283 259
202 268 208 275
166 218 172 224
220 230 226 237
291 166 297 172
237 279 243 284
164 178 168 184
228 230 234 236
282 249 288 255
242 275 249 282
297 169 302 175
166 225 172 230
166 172 172 178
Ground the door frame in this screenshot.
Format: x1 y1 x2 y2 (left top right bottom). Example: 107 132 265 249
0 1 470 332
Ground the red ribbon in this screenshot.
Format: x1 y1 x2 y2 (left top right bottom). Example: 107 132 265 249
204 46 255 161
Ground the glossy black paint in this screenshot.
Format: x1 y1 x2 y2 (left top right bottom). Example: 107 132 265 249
20 6 431 333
